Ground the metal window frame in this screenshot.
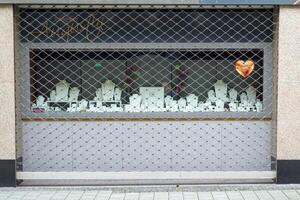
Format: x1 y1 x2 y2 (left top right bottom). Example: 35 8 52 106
19 42 273 119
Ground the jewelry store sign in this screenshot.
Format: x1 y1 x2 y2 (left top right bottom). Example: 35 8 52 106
23 12 107 41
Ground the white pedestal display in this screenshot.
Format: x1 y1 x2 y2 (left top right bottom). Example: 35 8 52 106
246 86 256 104
255 100 263 112
88 101 104 112
36 95 46 107
102 80 115 101
198 101 205 112
114 88 122 101
69 87 80 101
94 88 103 101
55 80 70 101
186 94 198 107
169 101 178 112
165 96 178 112
229 88 238 102
238 93 249 112
31 95 47 113
140 87 164 112
229 101 238 112
207 90 216 102
165 96 173 110
214 80 228 102
240 92 248 104
186 94 198 112
67 102 78 112
203 101 212 111
215 99 225 112
78 99 88 112
49 90 56 101
178 98 187 111
125 94 141 112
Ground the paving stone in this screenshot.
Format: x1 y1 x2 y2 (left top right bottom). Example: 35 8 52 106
95 191 113 200
51 191 71 200
282 190 300 199
169 192 184 200
76 191 97 200
183 192 199 200
225 191 244 200
2 187 300 200
211 192 229 200
198 192 214 200
109 193 126 200
254 191 274 200
154 192 168 200
268 190 288 200
124 192 140 200
240 191 259 200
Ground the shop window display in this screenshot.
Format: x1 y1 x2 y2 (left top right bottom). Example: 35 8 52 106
30 50 264 113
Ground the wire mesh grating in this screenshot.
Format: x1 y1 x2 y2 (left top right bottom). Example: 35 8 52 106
15 7 277 174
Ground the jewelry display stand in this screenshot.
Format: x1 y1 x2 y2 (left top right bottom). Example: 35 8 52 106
69 87 80 101
178 98 187 111
31 79 263 113
246 86 256 104
55 80 70 101
102 80 115 102
140 87 164 112
229 88 238 102
94 88 103 101
186 94 198 112
125 94 141 112
214 80 229 102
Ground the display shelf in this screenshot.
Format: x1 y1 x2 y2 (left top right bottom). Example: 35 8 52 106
22 110 272 120
22 117 272 122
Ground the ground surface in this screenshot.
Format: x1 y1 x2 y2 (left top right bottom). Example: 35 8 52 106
2 186 300 200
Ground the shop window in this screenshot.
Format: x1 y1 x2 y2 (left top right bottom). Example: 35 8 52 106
17 8 274 118
29 49 264 114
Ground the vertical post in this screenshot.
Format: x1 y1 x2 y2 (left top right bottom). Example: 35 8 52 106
277 6 300 183
0 5 16 187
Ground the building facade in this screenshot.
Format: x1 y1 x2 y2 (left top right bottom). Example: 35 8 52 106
0 0 299 187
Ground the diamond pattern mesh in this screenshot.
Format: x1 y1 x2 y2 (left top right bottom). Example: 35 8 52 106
19 9 273 43
27 49 265 115
15 7 277 174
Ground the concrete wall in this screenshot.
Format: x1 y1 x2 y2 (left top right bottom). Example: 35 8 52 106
277 6 300 183
0 5 16 187
277 6 300 160
0 5 15 160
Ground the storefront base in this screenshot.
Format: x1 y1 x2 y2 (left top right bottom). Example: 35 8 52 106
17 171 275 185
277 160 300 184
0 160 16 187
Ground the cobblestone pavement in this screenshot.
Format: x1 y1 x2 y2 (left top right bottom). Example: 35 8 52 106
2 186 300 200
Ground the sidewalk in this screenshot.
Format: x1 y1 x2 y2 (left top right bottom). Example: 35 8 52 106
2 185 300 200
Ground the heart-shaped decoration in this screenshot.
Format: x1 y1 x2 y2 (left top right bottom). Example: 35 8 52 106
235 59 255 78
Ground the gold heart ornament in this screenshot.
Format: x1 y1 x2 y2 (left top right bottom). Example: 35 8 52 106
234 59 255 78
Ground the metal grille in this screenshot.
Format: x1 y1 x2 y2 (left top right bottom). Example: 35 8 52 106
22 121 271 172
19 9 273 43
15 7 277 175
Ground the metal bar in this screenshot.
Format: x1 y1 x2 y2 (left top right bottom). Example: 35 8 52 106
16 4 275 9
17 171 276 183
22 42 271 50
